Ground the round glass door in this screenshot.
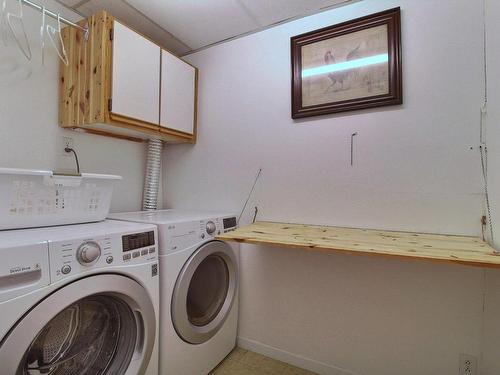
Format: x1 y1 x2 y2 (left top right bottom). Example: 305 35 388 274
0 274 156 375
19 295 137 375
187 254 229 327
172 241 238 344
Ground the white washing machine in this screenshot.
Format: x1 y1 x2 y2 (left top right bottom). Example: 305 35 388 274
0 220 160 375
109 209 239 375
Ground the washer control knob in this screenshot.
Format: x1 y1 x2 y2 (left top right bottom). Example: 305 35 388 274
206 221 216 235
61 265 71 274
77 241 101 266
106 256 114 264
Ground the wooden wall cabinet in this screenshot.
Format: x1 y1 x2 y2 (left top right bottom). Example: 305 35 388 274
59 11 198 143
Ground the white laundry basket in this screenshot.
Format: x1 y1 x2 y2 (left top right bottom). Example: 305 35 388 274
0 168 122 230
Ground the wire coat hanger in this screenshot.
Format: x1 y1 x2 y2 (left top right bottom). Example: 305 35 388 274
7 0 32 60
0 0 8 46
46 13 68 66
40 6 45 65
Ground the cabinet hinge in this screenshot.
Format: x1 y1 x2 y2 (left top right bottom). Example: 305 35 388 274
108 98 112 112
109 28 114 41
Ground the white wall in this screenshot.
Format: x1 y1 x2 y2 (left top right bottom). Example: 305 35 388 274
0 0 147 212
482 1 500 374
164 0 498 374
166 0 483 236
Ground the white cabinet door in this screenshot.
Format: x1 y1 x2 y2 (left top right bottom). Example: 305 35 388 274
161 50 196 134
112 21 160 125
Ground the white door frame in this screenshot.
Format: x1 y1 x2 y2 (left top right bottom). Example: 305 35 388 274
171 240 238 344
0 274 156 375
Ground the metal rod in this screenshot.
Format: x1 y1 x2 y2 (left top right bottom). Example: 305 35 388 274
21 0 88 32
238 168 262 225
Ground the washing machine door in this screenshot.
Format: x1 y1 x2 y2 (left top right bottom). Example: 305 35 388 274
172 240 238 344
0 274 156 375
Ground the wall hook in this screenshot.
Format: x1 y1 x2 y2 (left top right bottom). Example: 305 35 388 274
252 206 258 223
350 132 358 166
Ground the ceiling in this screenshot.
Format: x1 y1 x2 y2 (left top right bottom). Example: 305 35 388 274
56 0 354 55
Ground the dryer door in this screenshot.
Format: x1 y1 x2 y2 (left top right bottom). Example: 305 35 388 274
0 274 156 375
172 240 238 344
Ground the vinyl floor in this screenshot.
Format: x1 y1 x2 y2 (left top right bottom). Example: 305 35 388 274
209 347 318 375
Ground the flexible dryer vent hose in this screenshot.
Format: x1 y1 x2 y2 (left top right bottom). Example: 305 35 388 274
143 138 163 211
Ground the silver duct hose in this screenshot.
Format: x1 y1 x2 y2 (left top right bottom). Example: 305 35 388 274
142 138 163 211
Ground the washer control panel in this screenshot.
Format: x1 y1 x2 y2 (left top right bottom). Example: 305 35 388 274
77 241 102 266
121 230 156 262
49 227 157 282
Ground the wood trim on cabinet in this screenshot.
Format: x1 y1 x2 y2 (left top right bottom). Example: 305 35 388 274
109 113 159 132
102 12 114 124
73 127 145 143
74 122 192 143
159 126 194 140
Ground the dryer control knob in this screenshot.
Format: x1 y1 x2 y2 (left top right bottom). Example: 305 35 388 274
206 221 216 235
77 241 101 266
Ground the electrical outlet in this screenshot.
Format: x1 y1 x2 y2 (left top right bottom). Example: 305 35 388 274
61 136 74 156
459 354 477 375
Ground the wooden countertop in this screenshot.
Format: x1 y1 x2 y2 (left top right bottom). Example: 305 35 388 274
217 221 500 269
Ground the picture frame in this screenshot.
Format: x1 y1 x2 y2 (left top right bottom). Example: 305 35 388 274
291 7 402 119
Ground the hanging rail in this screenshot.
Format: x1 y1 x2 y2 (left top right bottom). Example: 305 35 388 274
21 0 88 34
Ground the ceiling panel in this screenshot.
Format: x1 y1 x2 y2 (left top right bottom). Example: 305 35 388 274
238 0 353 26
75 0 192 54
124 0 260 50
56 0 85 7
57 0 355 55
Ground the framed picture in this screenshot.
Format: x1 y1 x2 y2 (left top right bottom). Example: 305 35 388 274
291 7 402 118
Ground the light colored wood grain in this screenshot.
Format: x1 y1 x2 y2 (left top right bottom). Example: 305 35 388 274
159 126 194 141
59 23 85 127
217 221 500 269
72 127 144 142
90 11 109 124
109 113 159 132
59 12 108 127
77 122 191 143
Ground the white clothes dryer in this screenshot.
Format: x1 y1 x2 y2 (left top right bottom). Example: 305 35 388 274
109 209 239 375
0 220 160 375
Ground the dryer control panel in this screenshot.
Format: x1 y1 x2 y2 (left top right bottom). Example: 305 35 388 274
222 216 237 233
164 215 237 255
